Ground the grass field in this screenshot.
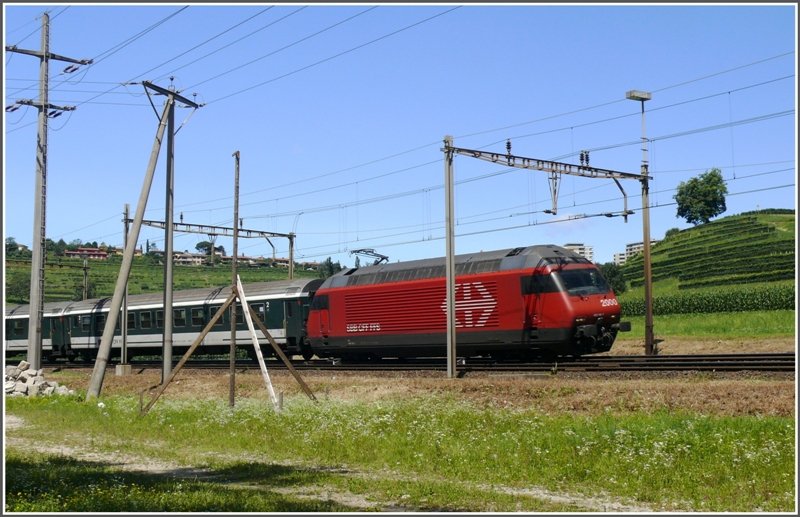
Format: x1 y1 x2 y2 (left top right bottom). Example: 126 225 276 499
5 368 796 512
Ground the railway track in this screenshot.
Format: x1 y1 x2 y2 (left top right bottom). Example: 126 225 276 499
40 352 795 373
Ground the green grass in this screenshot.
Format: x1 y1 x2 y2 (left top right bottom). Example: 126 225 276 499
620 310 796 339
5 395 795 512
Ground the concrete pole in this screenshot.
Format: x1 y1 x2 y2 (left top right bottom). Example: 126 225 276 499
288 233 295 280
26 13 50 371
82 259 88 300
230 150 240 407
162 96 175 382
641 176 655 356
443 135 457 378
638 98 656 356
86 97 173 400
121 204 129 364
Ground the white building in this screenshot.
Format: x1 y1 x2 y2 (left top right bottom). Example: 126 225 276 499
615 239 660 265
563 243 594 262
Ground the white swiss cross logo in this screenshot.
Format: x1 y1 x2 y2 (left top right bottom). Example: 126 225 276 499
440 281 497 328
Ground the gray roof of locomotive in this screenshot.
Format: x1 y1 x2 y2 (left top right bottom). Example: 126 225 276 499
322 245 589 289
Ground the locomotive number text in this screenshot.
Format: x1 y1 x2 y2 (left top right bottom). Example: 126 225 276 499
600 299 618 307
346 322 381 333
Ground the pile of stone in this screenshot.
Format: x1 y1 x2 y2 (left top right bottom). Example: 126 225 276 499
5 360 74 398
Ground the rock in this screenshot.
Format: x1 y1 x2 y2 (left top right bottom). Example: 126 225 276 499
5 381 17 393
17 360 30 372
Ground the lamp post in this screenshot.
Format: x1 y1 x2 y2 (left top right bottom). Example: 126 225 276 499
626 89 656 356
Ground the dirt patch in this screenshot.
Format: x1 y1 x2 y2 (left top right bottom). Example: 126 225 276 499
40 366 795 417
608 337 796 356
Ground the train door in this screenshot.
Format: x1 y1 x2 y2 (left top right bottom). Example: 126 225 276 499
50 316 72 358
308 294 330 344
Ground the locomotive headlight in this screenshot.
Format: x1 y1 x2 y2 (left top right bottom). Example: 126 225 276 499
574 317 586 324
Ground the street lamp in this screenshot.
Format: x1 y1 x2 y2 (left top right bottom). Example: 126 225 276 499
626 89 656 355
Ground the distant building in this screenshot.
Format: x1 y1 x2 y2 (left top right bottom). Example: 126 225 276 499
173 252 206 266
563 243 594 262
113 246 143 257
614 239 661 265
64 247 108 260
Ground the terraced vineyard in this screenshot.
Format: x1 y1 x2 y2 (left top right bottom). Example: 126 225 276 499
5 257 317 304
619 210 795 316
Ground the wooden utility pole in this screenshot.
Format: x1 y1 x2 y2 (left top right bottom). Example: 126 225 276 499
6 12 92 370
230 151 240 407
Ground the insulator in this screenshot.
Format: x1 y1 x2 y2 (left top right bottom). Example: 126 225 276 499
506 139 511 155
5 104 20 112
63 64 79 73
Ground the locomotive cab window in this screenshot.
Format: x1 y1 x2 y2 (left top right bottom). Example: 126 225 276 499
556 269 611 296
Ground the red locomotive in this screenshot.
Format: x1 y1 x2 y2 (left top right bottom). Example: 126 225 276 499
306 244 630 360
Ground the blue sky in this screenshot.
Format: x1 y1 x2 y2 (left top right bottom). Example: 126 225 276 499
3 3 796 267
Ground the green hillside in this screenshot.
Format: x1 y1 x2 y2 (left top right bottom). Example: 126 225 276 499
5 257 318 304
618 209 795 315
622 210 795 291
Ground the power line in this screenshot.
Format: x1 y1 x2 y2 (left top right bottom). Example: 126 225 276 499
205 6 461 105
177 5 349 89
177 105 796 219
167 72 794 213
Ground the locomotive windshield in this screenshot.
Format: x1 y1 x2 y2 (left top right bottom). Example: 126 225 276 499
555 268 611 296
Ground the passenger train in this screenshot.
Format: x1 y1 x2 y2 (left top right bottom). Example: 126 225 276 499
5 245 629 362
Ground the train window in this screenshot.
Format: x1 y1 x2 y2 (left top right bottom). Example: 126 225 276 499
80 315 92 332
140 311 152 329
252 303 266 321
174 309 186 327
210 306 224 326
155 311 164 328
191 308 204 327
13 320 25 335
286 301 292 317
73 316 80 328
521 273 559 295
96 314 106 329
127 312 136 329
231 305 244 324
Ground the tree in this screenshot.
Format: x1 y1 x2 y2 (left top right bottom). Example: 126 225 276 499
597 262 627 295
54 238 67 256
317 257 343 279
664 228 681 240
195 241 225 256
5 237 18 255
674 168 728 225
6 272 30 303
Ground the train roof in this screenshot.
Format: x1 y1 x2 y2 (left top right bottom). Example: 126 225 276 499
4 278 324 317
321 245 592 289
